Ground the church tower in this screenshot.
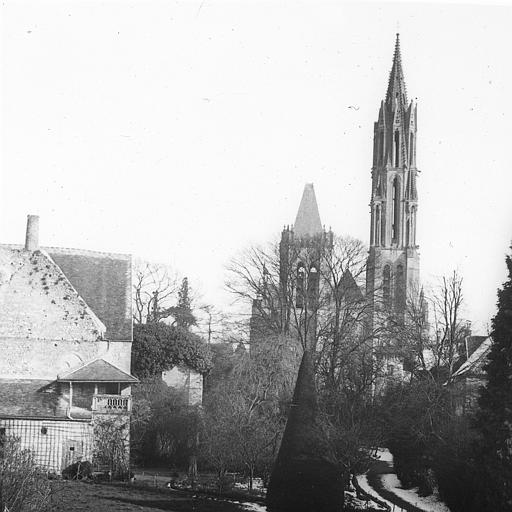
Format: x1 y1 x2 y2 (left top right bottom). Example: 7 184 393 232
366 34 420 318
280 184 333 347
249 184 332 350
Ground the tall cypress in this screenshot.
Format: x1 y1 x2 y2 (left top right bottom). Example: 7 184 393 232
266 350 344 512
474 249 512 510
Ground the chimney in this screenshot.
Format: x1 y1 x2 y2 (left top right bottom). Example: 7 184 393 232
25 215 40 251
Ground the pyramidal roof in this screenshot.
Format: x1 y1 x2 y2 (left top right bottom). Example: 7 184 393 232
294 183 323 237
58 358 138 382
385 33 408 108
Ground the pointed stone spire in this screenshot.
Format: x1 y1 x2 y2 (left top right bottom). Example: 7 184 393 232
385 33 408 108
293 183 323 238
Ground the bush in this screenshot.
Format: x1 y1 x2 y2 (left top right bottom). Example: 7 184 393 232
93 417 130 478
0 436 52 512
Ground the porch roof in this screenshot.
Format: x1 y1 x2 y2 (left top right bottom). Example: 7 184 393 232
57 359 138 383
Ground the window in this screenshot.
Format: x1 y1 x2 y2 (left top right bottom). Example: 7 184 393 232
296 265 305 308
395 264 405 311
392 177 400 243
394 130 400 167
383 265 391 309
375 205 381 246
409 133 414 166
379 131 384 164
308 266 319 305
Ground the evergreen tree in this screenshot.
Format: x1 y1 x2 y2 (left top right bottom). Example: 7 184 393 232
267 350 344 512
474 248 512 511
174 277 197 330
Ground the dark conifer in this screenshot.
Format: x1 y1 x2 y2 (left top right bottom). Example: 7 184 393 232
174 277 197 330
266 350 344 512
474 249 512 510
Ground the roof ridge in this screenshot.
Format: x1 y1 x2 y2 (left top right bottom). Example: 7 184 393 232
0 243 130 260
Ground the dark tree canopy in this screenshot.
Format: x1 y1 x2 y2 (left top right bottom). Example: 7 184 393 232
132 322 212 379
474 249 512 511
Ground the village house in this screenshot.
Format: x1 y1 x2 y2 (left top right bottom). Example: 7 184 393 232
0 215 137 475
162 366 203 406
448 335 492 415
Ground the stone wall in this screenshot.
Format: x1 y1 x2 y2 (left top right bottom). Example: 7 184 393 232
0 338 132 379
162 366 203 406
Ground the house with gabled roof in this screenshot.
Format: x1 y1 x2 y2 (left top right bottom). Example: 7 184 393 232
448 335 492 416
0 215 137 475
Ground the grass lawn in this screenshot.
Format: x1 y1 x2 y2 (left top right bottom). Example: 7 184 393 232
49 481 250 512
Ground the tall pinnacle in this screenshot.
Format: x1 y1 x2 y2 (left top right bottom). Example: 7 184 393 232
294 183 323 238
385 33 408 108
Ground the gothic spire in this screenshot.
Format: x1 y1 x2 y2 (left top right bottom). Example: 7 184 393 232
294 183 323 238
385 33 408 108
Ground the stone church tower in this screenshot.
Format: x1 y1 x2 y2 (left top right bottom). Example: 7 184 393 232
249 184 333 350
366 34 420 319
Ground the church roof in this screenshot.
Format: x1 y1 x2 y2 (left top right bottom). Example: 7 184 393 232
294 183 323 238
58 358 138 383
385 33 408 108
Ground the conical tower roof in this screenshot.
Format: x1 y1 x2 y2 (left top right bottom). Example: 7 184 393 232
385 33 408 108
293 183 323 237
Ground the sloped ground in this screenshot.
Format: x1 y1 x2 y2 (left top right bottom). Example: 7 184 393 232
50 481 249 512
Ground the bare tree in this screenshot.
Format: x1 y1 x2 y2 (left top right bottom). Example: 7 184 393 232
429 270 468 379
226 234 388 479
132 260 179 324
201 335 298 490
392 270 469 381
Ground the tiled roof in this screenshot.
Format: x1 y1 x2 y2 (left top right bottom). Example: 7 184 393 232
294 184 323 238
48 248 132 342
0 247 105 341
58 359 138 383
451 337 492 380
0 380 65 418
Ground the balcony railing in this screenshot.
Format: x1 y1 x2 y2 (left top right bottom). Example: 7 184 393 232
92 394 132 414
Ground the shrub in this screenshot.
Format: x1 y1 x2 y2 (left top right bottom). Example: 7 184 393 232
0 436 52 512
93 417 129 478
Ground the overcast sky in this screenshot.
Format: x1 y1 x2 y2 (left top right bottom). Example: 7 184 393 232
1 0 511 333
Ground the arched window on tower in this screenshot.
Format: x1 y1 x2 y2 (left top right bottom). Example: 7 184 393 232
406 211 411 247
296 264 305 309
308 266 319 307
379 131 384 165
375 205 381 246
409 133 414 167
383 265 391 310
391 177 400 243
395 264 405 312
411 206 417 246
394 130 400 167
